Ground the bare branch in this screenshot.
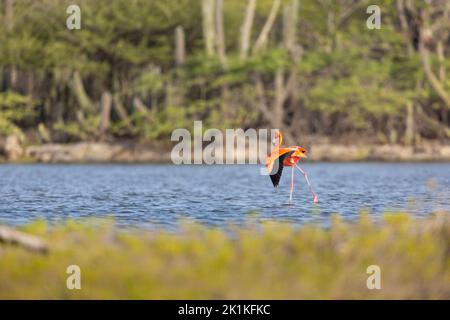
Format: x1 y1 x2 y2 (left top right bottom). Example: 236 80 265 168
0 226 48 253
253 0 281 53
215 0 227 67
240 0 257 61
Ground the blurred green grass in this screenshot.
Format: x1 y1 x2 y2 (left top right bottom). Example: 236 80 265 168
0 213 449 299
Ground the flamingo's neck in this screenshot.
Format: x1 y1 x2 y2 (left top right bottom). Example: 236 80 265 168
274 130 283 148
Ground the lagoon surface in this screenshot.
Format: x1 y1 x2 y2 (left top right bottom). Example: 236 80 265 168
0 163 449 229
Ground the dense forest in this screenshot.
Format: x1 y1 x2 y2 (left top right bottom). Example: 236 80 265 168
0 0 449 147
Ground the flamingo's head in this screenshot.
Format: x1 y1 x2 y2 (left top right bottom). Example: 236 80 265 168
294 146 308 158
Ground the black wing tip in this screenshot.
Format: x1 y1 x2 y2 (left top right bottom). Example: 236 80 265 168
269 173 281 187
268 150 295 188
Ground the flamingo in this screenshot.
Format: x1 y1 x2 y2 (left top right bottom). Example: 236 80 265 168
266 130 318 203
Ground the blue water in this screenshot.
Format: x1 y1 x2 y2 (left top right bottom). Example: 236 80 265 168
0 163 449 229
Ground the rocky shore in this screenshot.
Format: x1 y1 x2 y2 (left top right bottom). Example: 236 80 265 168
1 137 450 163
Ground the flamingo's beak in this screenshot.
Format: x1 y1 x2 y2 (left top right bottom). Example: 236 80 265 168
301 152 307 158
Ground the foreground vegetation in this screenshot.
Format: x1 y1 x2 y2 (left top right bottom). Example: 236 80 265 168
0 212 449 299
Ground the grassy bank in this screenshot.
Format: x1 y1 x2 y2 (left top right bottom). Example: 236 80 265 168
0 213 449 299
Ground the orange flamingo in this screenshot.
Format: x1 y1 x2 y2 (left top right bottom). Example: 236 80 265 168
266 130 318 203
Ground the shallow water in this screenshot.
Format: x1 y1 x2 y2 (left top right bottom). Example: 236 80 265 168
0 163 449 229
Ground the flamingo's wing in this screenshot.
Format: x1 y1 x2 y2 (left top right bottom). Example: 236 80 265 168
268 150 295 187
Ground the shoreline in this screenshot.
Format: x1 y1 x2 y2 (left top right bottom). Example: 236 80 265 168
1 141 450 163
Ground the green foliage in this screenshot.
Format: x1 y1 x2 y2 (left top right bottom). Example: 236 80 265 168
52 116 101 141
245 49 291 75
0 212 449 299
0 0 449 143
0 92 34 135
300 51 413 129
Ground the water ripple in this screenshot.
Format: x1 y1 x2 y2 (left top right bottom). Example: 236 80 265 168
0 163 449 229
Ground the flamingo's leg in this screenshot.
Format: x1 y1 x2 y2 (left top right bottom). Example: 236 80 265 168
289 166 294 203
295 164 318 203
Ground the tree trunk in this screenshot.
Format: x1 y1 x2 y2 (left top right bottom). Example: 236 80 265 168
436 41 446 82
71 71 95 113
396 0 414 55
254 73 295 143
133 96 150 114
133 96 154 133
283 0 301 107
215 0 227 67
253 0 281 54
113 93 132 129
240 0 257 61
5 0 13 30
174 26 186 66
283 0 299 55
202 0 216 56
416 104 450 138
9 68 18 90
273 69 284 129
326 11 335 53
404 101 414 145
100 91 112 135
419 42 450 109
26 73 34 109
165 80 184 109
418 8 450 109
5 0 17 90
